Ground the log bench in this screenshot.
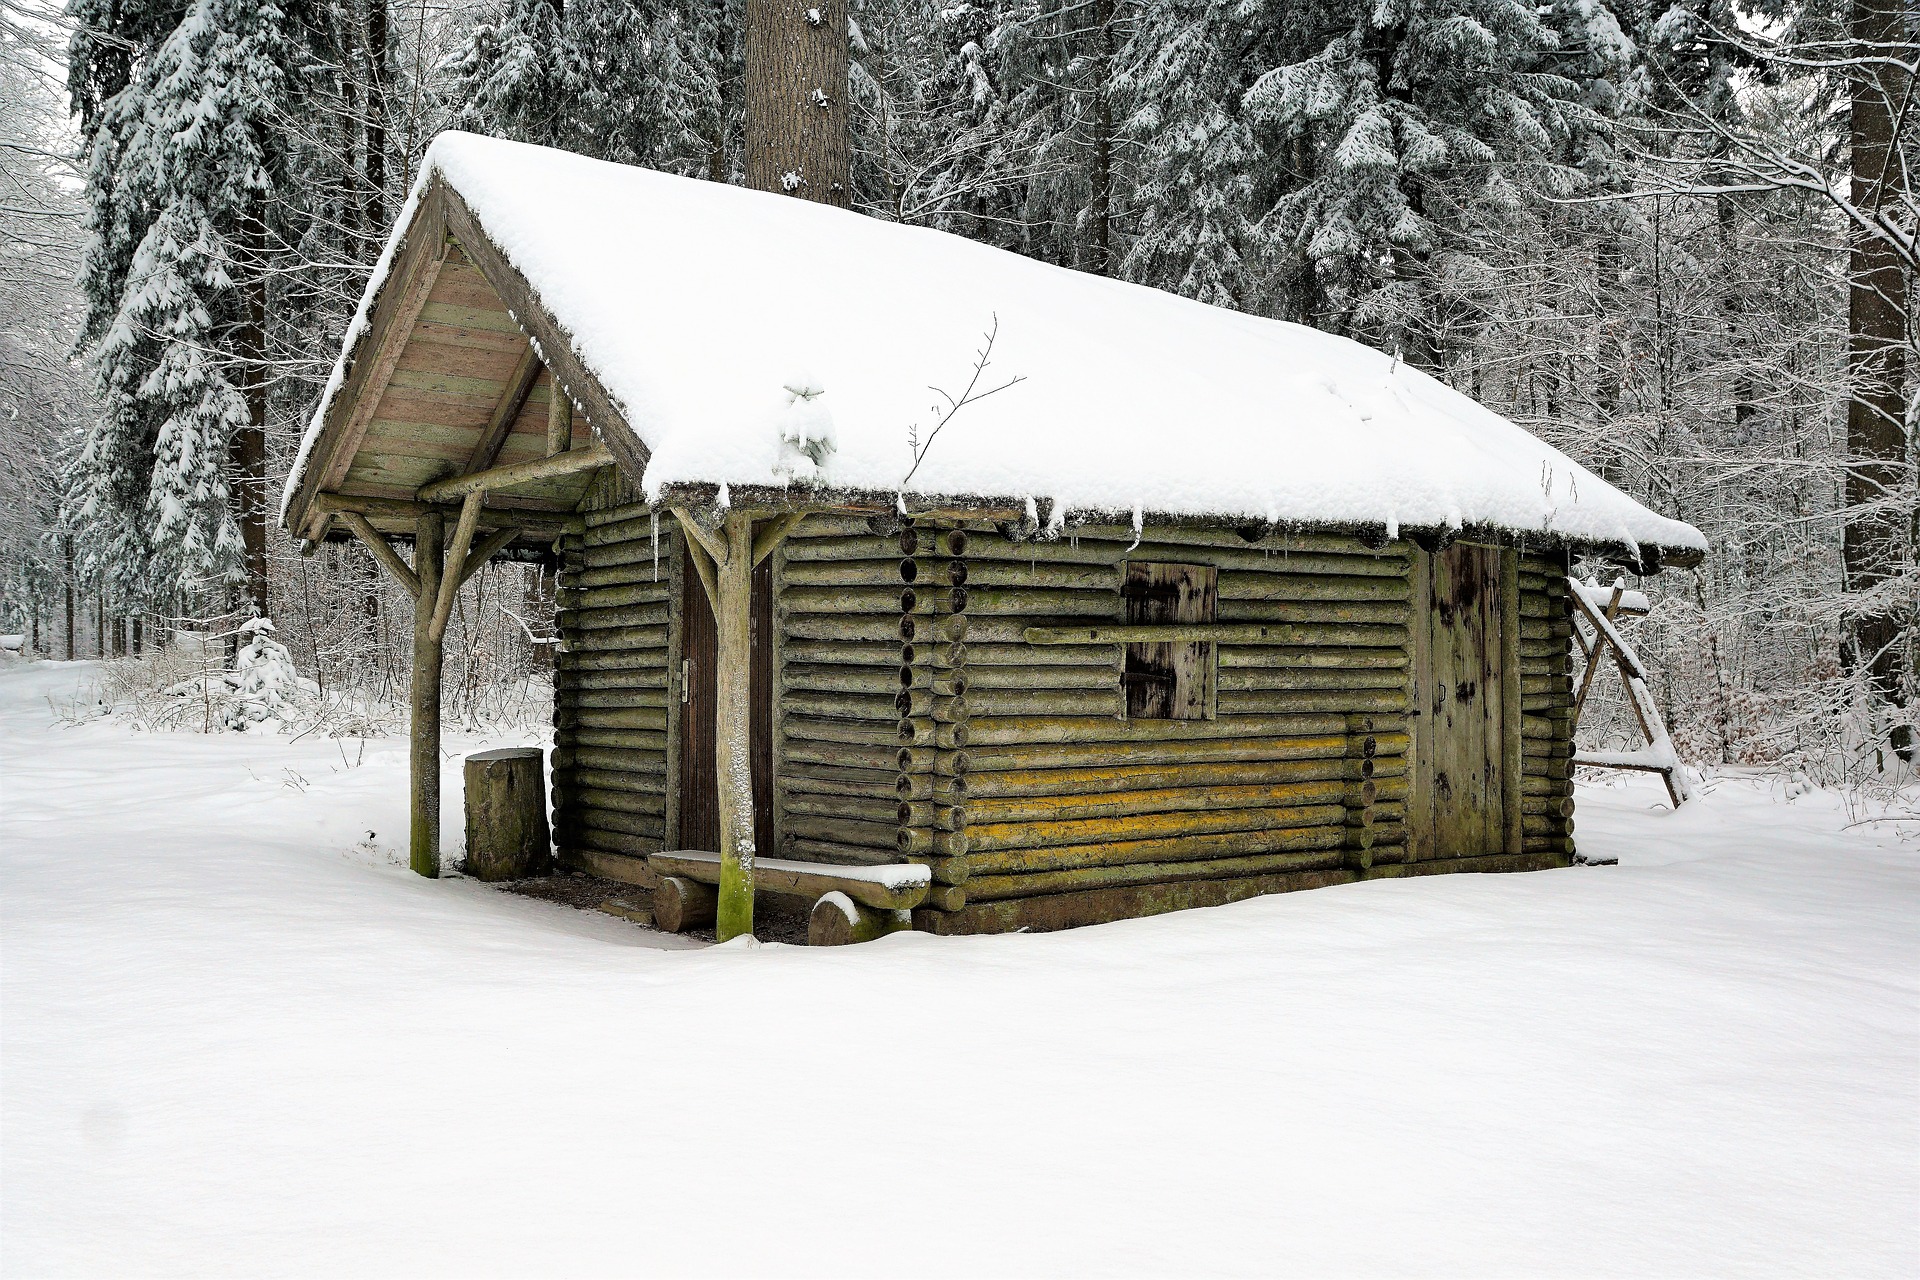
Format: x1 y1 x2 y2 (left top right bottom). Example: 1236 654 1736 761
645 851 930 945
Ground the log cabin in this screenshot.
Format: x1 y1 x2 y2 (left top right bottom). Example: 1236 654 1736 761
283 132 1707 942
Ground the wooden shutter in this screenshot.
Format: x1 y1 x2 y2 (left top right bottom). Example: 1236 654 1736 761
1121 561 1217 720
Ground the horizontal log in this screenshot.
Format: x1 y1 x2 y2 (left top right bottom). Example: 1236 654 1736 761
896 827 967 856
785 793 902 825
782 639 905 667
1522 813 1572 836
1219 668 1408 691
966 534 1410 576
963 663 1118 690
959 641 1115 667
780 762 901 799
957 732 1408 772
555 582 670 610
782 614 912 644
962 780 1355 824
784 690 905 723
650 851 928 910
1521 794 1577 818
776 534 901 562
557 696 667 723
560 623 668 651
558 745 668 773
556 784 667 817
554 845 658 888
556 727 669 752
783 665 907 697
1520 618 1573 641
1217 645 1408 670
965 801 1350 854
896 802 966 830
962 713 1346 745
571 563 673 590
1216 600 1410 627
555 660 670 686
967 825 1351 879
781 813 900 850
578 808 666 839
962 846 1373 903
572 826 665 859
561 685 670 708
783 740 905 772
965 688 1122 718
783 840 899 867
1024 624 1406 648
558 603 671 631
946 756 1404 801
1215 689 1409 715
580 500 658 529
555 647 670 673
568 767 670 794
555 706 668 733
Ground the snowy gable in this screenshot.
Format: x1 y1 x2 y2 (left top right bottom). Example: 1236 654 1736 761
290 131 1705 561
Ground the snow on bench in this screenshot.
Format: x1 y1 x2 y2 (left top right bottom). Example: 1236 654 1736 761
647 851 930 911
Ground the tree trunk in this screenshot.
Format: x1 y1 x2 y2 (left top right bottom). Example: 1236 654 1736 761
744 0 850 204
1087 0 1114 276
364 0 388 233
411 512 445 877
1845 0 1913 761
63 537 74 661
234 243 271 620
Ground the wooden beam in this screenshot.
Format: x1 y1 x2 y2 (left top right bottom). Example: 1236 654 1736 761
670 506 730 570
546 382 573 456
289 188 451 540
751 511 808 568
671 508 722 605
417 443 611 504
457 526 521 587
313 491 571 540
428 491 484 644
337 511 421 598
463 343 543 474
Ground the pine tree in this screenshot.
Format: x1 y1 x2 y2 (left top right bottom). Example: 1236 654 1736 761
1242 0 1585 365
70 0 294 612
450 0 724 174
1115 0 1261 306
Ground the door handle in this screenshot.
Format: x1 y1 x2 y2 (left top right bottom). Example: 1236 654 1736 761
681 658 691 703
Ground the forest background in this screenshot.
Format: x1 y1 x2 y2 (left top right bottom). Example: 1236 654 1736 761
0 0 1913 784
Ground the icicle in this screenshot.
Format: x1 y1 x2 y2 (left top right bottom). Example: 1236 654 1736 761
652 511 660 582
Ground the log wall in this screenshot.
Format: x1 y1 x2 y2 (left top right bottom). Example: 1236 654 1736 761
550 478 676 884
551 495 1578 930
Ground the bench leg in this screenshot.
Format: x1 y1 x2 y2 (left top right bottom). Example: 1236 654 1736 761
654 876 718 933
808 891 913 946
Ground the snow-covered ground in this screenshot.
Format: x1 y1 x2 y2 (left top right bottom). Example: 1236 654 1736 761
3 660 1915 1277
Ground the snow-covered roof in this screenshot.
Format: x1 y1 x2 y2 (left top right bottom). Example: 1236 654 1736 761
286 131 1706 561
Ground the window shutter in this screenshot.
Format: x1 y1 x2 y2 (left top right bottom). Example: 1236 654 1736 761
1120 561 1217 719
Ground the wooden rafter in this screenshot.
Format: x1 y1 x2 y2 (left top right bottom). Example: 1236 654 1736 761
463 343 544 475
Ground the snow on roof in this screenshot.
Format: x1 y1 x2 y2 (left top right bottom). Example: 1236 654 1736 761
287 131 1706 557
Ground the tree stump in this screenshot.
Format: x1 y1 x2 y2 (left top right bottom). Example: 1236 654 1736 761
462 748 552 881
653 876 718 933
807 891 913 946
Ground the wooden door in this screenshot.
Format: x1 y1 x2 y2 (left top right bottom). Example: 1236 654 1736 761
677 538 775 853
1410 543 1509 858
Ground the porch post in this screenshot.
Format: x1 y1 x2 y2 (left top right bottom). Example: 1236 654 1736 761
711 513 758 941
410 510 445 877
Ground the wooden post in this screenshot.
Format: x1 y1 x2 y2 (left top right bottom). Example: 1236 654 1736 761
712 513 758 940
411 510 445 877
547 383 572 456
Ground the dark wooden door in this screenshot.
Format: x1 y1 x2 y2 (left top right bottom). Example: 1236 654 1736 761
677 538 775 854
1410 543 1507 858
